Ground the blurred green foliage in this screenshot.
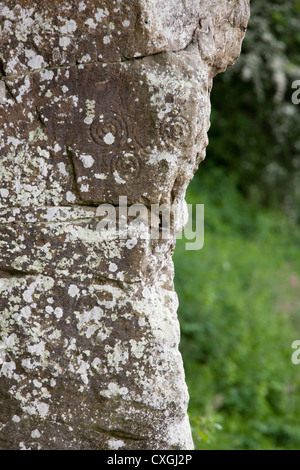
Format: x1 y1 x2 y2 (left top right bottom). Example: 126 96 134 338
173 0 300 449
175 171 300 450
207 0 300 218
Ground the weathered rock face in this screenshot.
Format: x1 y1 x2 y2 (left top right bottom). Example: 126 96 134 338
0 1 250 450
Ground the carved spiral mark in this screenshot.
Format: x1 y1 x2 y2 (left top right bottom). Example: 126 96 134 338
90 113 127 149
161 118 191 147
112 153 140 180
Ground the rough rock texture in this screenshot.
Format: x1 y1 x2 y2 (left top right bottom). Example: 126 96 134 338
0 1 250 450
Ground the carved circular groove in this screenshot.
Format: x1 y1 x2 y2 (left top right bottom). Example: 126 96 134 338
113 153 140 180
90 113 127 149
161 117 191 147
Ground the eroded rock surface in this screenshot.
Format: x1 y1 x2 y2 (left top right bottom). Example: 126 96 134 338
0 0 250 450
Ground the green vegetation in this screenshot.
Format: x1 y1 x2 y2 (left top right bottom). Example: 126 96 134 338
174 171 300 449
207 0 300 217
174 0 300 450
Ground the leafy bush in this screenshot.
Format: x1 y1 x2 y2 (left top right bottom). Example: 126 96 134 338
207 0 300 219
174 170 300 449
